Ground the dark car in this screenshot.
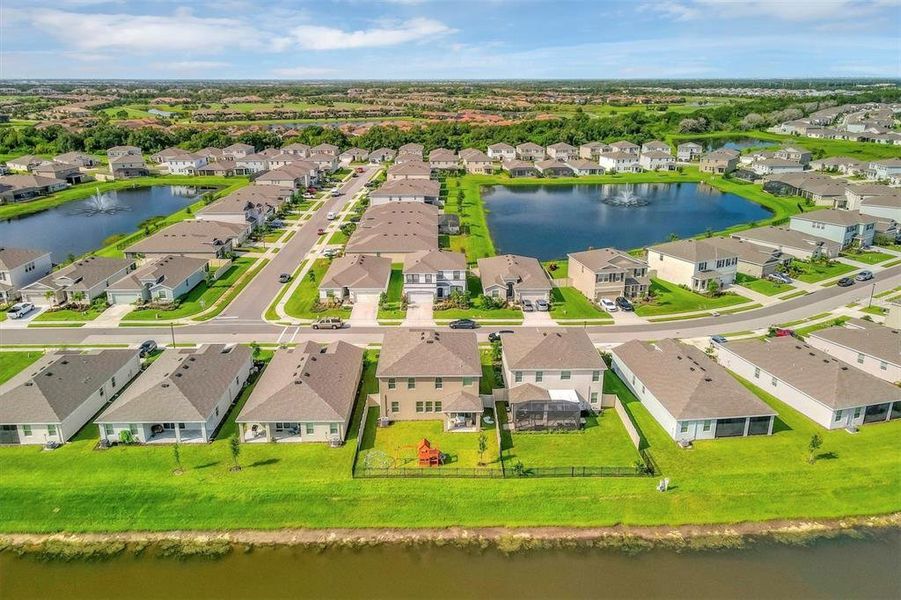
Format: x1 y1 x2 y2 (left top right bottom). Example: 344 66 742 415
488 330 514 343
837 277 855 287
710 335 727 345
139 340 157 357
449 319 478 329
615 296 634 311
278 273 291 283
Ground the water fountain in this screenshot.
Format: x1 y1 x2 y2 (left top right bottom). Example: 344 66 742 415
71 188 131 215
601 186 649 207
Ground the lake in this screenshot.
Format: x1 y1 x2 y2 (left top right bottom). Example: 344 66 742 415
0 186 212 262
482 182 771 261
0 533 898 599
687 136 770 152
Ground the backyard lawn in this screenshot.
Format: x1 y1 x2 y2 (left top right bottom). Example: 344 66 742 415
635 279 750 316
840 249 894 266
0 351 43 384
123 258 257 321
788 259 856 283
734 273 795 297
283 258 351 320
549 287 613 321
377 264 407 320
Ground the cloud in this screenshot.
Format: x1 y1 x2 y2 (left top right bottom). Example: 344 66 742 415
152 60 232 72
651 0 900 23
291 17 454 50
270 65 338 77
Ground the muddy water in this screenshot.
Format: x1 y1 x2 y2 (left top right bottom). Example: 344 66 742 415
1 532 899 599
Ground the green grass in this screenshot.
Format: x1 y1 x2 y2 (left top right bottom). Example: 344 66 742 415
32 303 108 322
634 279 750 317
443 177 496 264
839 249 894 265
789 259 856 284
284 259 351 320
543 260 568 279
0 351 43 384
861 306 887 316
377 264 406 320
883 259 901 268
780 290 809 300
549 287 613 320
122 258 256 321
432 275 522 321
746 130 901 161
734 273 795 297
793 316 851 338
327 229 349 246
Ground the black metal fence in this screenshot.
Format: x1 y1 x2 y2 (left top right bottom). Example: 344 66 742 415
509 466 645 478
354 467 505 479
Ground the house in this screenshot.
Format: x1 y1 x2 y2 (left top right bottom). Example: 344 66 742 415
105 255 208 305
345 204 440 261
281 143 310 157
197 185 291 228
676 142 703 161
597 151 640 173
402 249 467 301
646 239 738 292
487 143 515 161
546 143 576 161
501 159 538 178
716 337 900 429
307 153 338 172
567 248 649 301
53 152 100 169
699 149 739 174
859 194 901 223
319 254 391 304
368 148 396 164
95 345 252 444
867 158 901 181
150 147 186 164
428 148 459 170
611 339 776 442
477 254 552 303
237 342 365 443
807 319 900 384
789 209 876 249
641 141 671 155
310 143 339 157
234 153 269 175
502 329 606 412
255 162 318 189
339 147 368 164
0 174 68 202
397 143 424 158
222 143 255 159
843 184 897 211
535 159 574 177
0 350 141 445
704 237 791 279
810 156 866 175
608 140 640 154
461 149 493 174
515 142 546 161
19 256 133 306
263 153 299 170
195 160 237 177
0 247 52 303
565 159 605 176
32 161 85 184
108 155 148 179
124 219 249 259
732 226 840 260
774 147 812 165
106 146 142 159
6 155 45 172
638 151 676 171
376 329 483 431
196 147 225 162
162 152 207 175
751 158 805 176
369 179 440 206
579 142 609 160
387 162 432 181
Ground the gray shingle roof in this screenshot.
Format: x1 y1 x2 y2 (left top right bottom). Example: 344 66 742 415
107 255 207 292
320 254 391 290
0 247 49 271
403 249 466 274
478 254 552 291
808 319 901 368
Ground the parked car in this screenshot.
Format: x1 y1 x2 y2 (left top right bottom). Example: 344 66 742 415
855 270 874 282
355 167 365 173
774 327 795 337
710 335 728 345
449 318 478 329
326 211 337 220
535 299 550 312
269 219 285 228
768 272 792 284
317 228 326 235
138 340 158 357
487 330 514 343
312 317 344 330
521 299 534 312
615 296 634 311
837 277 855 287
278 273 291 283
6 302 34 319
323 248 340 258
600 298 618 312
331 189 342 197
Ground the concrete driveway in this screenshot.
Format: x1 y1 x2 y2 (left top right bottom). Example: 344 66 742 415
522 310 554 325
349 293 380 326
403 292 435 326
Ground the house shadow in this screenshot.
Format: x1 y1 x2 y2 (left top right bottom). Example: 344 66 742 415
771 416 793 434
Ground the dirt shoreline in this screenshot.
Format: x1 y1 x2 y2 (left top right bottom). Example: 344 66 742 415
1 514 898 558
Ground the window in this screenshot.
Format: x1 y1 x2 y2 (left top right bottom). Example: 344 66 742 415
834 411 843 422
535 371 543 383
329 424 338 435
857 353 865 364
592 371 600 382
387 378 396 390
462 377 474 387
416 401 424 413
306 424 315 434
560 370 571 381
425 401 433 412
129 424 138 434
854 407 862 419
680 423 689 433
703 420 711 432
590 392 599 404
771 376 777 388
215 407 219 417
47 424 57 436
435 377 443 389
22 425 32 436
391 401 399 413
407 378 416 390
434 401 442 412
754 367 760 379
104 425 112 436
514 371 522 383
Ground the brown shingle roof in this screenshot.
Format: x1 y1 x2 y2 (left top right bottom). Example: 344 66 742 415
503 329 606 371
377 329 481 378
320 254 391 290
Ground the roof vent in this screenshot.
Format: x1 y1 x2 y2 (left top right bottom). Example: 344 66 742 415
61 360 69 365
294 379 303 385
175 373 183 377
24 382 33 386
161 383 170 388
44 372 53 377
704 377 712 382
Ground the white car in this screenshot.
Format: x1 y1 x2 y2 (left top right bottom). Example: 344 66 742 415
600 298 618 312
7 302 35 319
326 211 337 220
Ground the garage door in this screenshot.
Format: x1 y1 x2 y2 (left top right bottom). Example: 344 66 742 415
407 292 434 305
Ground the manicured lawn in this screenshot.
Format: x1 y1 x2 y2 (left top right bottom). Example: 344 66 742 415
549 287 613 321
0 351 43 384
32 303 109 322
792 316 850 338
443 177 496 264
377 264 406 320
543 260 568 279
634 279 750 316
359 410 500 469
861 306 887 316
734 273 795 297
500 410 641 469
788 259 856 283
433 275 522 321
123 258 256 321
839 249 894 265
283 259 351 320
327 229 349 246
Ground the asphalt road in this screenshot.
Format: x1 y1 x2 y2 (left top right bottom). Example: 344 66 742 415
3 266 897 348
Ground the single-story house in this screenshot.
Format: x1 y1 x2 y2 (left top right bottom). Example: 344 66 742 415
222 143 255 159
477 254 552 303
369 178 441 206
535 159 574 177
501 159 538 178
387 162 432 181
340 148 369 164
319 254 391 304
124 219 250 259
368 148 396 164
106 255 208 305
32 161 85 184
806 319 900 384
20 256 134 306
565 159 605 175
54 152 101 169
0 174 68 202
731 226 840 260
5 155 45 172
346 204 440 261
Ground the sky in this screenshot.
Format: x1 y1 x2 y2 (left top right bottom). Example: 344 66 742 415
1 0 900 80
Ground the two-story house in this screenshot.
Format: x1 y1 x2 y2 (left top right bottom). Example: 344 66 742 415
487 143 515 161
597 151 640 173
546 143 576 161
789 209 876 249
567 248 649 301
676 142 703 161
0 247 52 303
515 142 546 162
402 249 467 301
646 239 738 292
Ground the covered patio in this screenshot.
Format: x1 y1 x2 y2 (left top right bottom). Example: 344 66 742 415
145 423 207 444
238 421 304 443
441 391 485 432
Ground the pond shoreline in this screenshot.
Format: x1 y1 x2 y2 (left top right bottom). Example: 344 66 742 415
2 513 897 559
